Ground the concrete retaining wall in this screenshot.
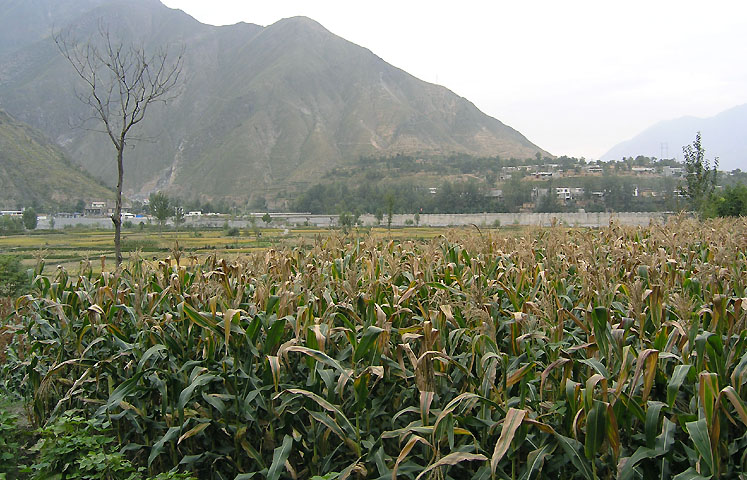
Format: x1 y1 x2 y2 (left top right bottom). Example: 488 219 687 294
36 212 673 230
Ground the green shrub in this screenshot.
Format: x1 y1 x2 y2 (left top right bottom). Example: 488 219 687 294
0 256 27 297
0 402 24 477
0 216 23 235
29 412 139 480
120 238 160 252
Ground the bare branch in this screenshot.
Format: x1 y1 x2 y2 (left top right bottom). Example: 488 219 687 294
53 21 184 266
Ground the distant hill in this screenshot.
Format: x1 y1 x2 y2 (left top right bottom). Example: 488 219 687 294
0 109 113 210
0 0 548 207
603 104 747 171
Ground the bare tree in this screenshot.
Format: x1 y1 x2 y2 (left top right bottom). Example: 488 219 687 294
54 24 183 265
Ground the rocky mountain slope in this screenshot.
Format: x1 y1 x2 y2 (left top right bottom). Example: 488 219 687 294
0 0 548 206
0 109 113 210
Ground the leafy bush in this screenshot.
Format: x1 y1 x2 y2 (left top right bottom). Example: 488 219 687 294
224 226 240 236
0 401 24 477
0 216 24 235
0 255 27 296
29 412 140 480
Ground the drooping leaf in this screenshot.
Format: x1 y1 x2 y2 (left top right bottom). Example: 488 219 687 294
491 408 526 473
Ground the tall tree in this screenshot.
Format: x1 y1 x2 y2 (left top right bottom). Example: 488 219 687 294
682 132 718 215
54 24 183 265
149 191 171 235
22 208 37 230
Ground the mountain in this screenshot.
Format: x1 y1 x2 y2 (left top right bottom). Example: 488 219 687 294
603 104 747 171
0 0 548 206
0 109 113 210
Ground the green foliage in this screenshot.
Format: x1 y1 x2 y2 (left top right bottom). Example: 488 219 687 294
682 132 719 215
29 412 140 480
0 255 27 296
4 218 747 478
0 403 23 476
224 226 240 237
22 208 37 230
0 216 24 235
149 192 171 231
713 183 747 217
262 212 272 225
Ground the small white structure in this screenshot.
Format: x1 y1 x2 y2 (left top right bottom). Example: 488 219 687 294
555 187 572 200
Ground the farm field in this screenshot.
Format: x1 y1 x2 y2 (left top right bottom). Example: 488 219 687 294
1 217 746 479
0 225 463 275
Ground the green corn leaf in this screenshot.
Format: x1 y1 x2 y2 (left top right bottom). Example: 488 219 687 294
95 371 143 416
617 446 659 480
671 467 712 480
264 316 288 354
555 433 594 480
520 443 554 480
201 392 226 415
285 345 346 372
667 365 693 407
267 434 293 480
178 373 218 410
307 410 347 445
353 325 383 362
148 426 181 466
580 358 609 378
584 400 607 460
137 344 168 371
266 295 280 315
592 306 611 358
181 301 219 333
283 388 357 439
645 402 665 449
656 417 676 454
685 418 714 477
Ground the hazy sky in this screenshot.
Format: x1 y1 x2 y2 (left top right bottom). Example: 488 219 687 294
161 0 747 159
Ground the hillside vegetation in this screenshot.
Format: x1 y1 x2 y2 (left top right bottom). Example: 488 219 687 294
0 110 113 210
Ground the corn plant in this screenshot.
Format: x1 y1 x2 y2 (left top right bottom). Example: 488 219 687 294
1 217 746 479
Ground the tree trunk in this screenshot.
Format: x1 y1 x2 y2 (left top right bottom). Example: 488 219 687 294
112 144 124 266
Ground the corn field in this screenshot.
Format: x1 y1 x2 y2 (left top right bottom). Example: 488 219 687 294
2 218 747 479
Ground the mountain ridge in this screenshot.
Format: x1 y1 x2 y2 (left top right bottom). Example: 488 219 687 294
603 104 747 171
0 0 548 206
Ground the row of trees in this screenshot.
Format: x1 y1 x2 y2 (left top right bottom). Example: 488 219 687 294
293 176 680 216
